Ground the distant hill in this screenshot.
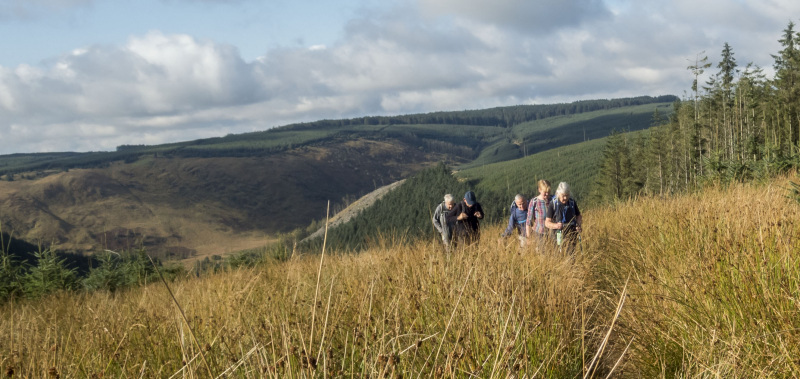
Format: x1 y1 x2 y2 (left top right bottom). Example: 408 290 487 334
0 96 675 259
0 138 454 260
0 96 674 176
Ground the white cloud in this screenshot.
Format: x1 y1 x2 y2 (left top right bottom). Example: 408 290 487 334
1 0 800 153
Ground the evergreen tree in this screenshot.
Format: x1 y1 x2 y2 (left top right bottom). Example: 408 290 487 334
23 249 79 298
0 247 26 301
718 42 738 159
594 131 636 201
772 21 800 154
83 252 130 293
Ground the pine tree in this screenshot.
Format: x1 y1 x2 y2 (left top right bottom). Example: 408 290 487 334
595 131 636 202
772 21 800 154
718 42 738 160
23 249 78 298
688 52 712 174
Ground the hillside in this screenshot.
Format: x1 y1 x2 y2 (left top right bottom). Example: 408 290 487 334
2 176 797 377
299 137 605 252
0 96 673 259
0 138 455 259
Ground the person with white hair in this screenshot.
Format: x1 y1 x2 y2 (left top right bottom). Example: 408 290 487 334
545 182 582 254
432 194 456 251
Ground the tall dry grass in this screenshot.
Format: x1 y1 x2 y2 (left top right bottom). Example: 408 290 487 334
589 177 800 377
4 176 798 377
0 226 602 378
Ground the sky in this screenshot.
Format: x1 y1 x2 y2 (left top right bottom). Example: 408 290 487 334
1 0 799 154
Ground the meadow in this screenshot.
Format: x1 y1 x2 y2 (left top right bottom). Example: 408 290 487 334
2 175 798 377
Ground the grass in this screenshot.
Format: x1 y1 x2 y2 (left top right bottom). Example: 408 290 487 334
587 175 800 376
2 175 798 377
1 226 601 377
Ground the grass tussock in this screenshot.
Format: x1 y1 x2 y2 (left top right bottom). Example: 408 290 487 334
2 176 800 377
590 177 800 377
0 228 599 377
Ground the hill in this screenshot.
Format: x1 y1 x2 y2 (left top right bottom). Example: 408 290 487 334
2 176 797 376
298 136 607 253
0 138 453 259
0 96 673 259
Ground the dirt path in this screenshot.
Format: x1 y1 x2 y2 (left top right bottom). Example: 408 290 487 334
303 179 406 242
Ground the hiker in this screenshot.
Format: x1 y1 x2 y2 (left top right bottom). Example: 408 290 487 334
446 190 484 247
432 194 456 251
545 182 582 255
527 179 552 251
499 194 528 247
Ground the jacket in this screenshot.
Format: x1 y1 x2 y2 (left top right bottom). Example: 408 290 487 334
502 201 528 237
446 200 484 237
432 201 453 241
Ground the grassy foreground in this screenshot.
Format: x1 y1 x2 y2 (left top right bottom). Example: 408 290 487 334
2 176 800 377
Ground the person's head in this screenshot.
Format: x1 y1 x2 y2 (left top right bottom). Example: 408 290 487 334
514 194 526 209
444 194 455 209
464 191 477 208
537 179 551 197
555 182 571 204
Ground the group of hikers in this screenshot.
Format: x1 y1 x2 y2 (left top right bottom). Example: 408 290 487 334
432 180 582 254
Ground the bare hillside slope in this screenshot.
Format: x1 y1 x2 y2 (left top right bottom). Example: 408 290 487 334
0 138 460 259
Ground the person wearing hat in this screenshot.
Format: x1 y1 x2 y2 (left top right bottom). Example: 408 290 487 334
446 190 484 247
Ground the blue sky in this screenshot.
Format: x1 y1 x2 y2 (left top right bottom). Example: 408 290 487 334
1 0 375 67
1 0 799 153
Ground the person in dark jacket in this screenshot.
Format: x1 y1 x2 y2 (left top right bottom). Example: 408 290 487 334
446 190 484 247
545 182 582 255
499 194 528 247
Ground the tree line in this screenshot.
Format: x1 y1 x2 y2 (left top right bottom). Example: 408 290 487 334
283 96 677 130
595 21 800 201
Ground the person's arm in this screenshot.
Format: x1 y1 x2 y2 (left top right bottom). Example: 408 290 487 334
575 203 582 232
526 199 535 227
501 204 514 237
432 204 443 233
446 203 462 224
526 199 536 236
475 203 484 219
544 203 563 230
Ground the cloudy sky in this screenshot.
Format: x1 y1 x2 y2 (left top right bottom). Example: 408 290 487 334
1 0 798 154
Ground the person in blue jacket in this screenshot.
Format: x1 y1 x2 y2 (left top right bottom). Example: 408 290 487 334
499 194 528 246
